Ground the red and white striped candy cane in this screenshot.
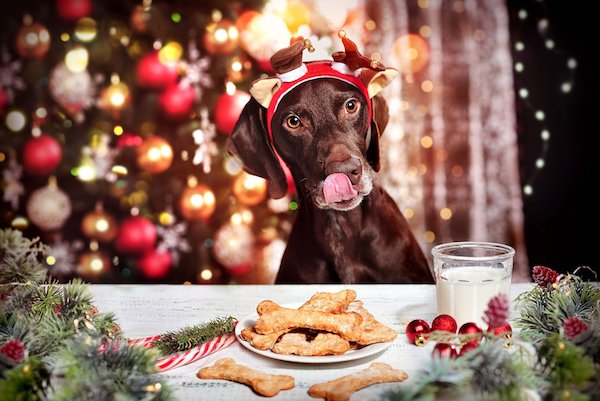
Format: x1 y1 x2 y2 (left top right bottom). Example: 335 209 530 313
127 333 236 372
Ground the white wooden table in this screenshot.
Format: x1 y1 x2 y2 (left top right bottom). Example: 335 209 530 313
89 283 534 401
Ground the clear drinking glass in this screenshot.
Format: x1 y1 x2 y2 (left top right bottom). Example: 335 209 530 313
431 241 515 328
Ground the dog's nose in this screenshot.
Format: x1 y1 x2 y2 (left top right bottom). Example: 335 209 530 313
325 155 362 185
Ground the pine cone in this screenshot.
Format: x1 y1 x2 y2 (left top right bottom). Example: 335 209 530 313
483 294 510 328
0 339 25 363
563 316 589 341
532 265 560 288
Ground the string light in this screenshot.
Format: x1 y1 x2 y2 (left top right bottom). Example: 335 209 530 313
511 3 576 197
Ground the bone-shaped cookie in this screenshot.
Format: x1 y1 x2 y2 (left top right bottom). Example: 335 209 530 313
345 301 397 345
308 362 408 401
272 332 351 356
197 358 295 397
254 302 362 342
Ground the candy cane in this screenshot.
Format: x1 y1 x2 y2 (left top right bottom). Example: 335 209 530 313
127 333 236 372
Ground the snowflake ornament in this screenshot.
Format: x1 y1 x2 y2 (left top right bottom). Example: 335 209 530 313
180 38 212 101
47 239 84 277
156 219 191 265
81 134 118 182
192 108 218 173
0 45 26 103
2 152 25 210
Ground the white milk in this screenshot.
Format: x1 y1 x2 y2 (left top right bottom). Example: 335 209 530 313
436 266 511 328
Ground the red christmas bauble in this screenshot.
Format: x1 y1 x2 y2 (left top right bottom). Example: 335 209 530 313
22 135 62 176
138 248 172 279
214 90 251 135
432 343 457 359
116 216 157 255
487 321 512 337
459 322 483 335
431 314 457 333
57 0 91 21
458 340 479 356
406 319 431 346
136 52 179 89
458 321 483 349
117 132 143 148
159 84 196 119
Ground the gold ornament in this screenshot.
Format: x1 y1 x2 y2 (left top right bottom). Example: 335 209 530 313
179 182 216 221
15 19 51 59
136 135 173 174
203 19 238 55
100 75 131 112
232 172 268 206
226 54 253 83
81 203 117 242
78 250 110 276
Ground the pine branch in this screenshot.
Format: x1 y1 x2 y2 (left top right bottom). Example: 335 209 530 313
153 316 237 354
0 356 50 401
51 337 173 401
381 355 472 401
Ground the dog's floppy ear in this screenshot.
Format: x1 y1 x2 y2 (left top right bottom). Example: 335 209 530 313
227 98 288 199
366 93 390 172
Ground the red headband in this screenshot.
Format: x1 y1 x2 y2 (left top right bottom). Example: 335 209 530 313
265 61 373 194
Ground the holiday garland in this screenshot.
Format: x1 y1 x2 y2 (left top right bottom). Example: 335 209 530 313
0 229 235 401
384 266 599 401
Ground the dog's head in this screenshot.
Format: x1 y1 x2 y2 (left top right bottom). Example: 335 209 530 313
228 35 398 211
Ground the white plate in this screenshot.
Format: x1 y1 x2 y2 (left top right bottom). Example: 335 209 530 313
235 303 393 364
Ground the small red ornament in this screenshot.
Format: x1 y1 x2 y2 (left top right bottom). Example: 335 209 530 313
226 262 253 277
431 314 457 333
459 321 483 348
214 90 251 135
116 216 157 255
432 342 457 359
458 340 479 356
487 321 512 337
136 52 179 90
138 248 172 279
406 319 431 346
117 132 143 148
159 83 196 119
57 0 92 21
0 339 25 363
22 135 62 176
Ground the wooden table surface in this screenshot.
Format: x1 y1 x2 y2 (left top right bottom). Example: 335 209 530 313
89 283 534 401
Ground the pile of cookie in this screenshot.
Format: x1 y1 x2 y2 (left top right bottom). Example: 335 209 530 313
240 289 397 356
197 290 407 399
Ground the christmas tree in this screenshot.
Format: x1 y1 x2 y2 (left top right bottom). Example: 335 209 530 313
0 0 327 284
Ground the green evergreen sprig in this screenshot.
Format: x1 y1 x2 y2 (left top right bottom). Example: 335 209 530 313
153 316 237 354
0 228 174 401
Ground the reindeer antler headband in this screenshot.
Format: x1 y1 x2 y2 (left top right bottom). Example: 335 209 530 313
249 31 399 194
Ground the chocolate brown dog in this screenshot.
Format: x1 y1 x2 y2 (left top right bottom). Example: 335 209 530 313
228 35 433 283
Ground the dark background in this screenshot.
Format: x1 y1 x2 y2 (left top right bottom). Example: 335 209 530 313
507 0 597 276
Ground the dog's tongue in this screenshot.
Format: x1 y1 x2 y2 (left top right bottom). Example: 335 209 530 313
323 173 358 204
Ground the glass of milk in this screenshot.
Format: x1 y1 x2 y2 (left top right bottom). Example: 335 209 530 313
431 241 515 329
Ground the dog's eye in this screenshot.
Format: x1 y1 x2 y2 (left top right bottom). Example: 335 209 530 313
345 99 359 114
286 115 301 129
